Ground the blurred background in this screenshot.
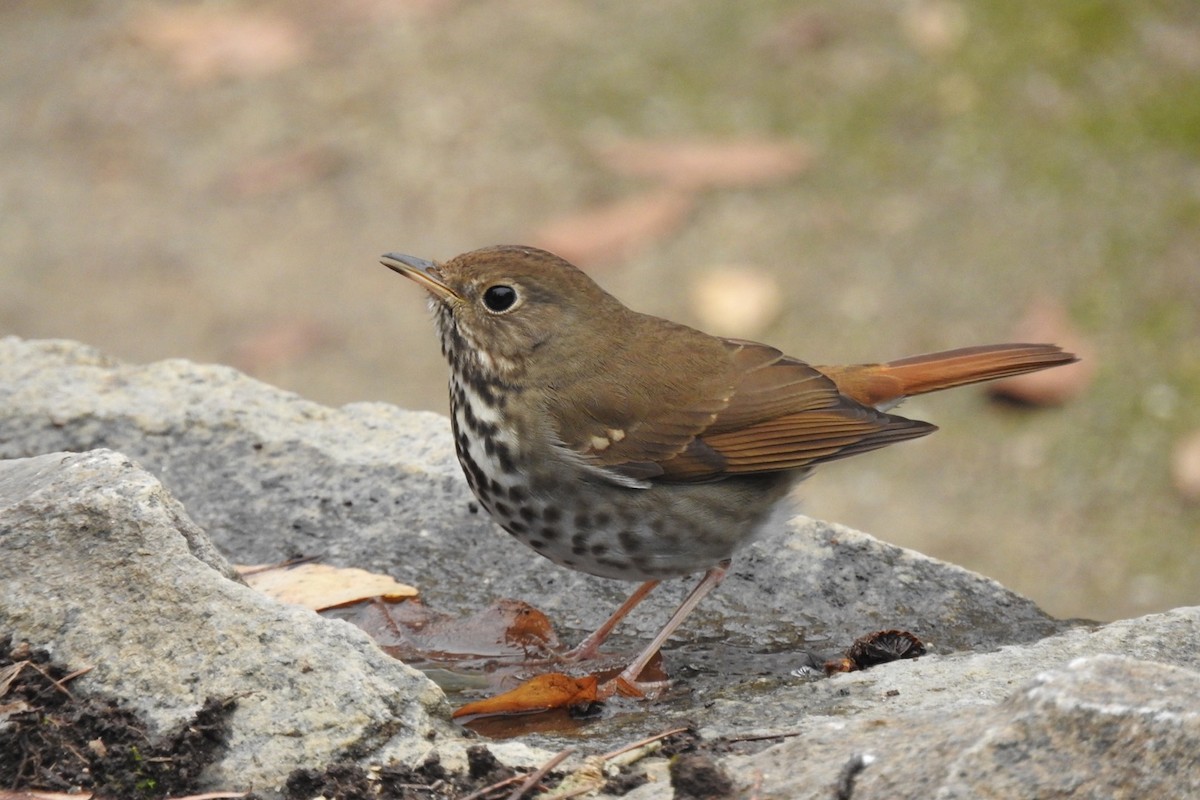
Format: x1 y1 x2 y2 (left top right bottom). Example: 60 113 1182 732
2 0 1197 622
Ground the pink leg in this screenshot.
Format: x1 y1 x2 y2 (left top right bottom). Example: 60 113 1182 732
611 561 729 693
565 579 660 661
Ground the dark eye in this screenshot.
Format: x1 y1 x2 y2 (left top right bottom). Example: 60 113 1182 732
482 284 518 313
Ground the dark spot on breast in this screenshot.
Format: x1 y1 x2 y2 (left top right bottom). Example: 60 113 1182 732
507 520 527 534
573 512 590 529
543 506 562 524
494 500 512 517
527 538 545 550
618 530 642 552
571 532 588 549
539 526 560 541
494 441 517 474
594 511 612 527
508 485 527 502
590 543 608 556
519 506 537 522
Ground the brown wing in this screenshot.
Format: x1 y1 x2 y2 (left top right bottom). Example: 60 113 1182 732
554 329 934 485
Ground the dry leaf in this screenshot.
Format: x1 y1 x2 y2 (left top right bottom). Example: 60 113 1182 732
987 298 1094 406
530 189 695 267
337 597 561 662
689 265 783 338
230 319 332 373
220 145 344 198
129 7 309 83
452 672 598 719
900 0 968 58
594 138 813 190
1171 430 1200 502
239 562 417 611
761 11 837 60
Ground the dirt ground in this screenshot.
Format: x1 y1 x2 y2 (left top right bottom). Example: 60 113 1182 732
2 0 1198 621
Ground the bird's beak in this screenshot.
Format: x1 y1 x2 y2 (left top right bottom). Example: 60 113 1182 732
380 253 460 302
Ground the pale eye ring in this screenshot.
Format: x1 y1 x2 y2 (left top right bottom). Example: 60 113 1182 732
482 284 518 313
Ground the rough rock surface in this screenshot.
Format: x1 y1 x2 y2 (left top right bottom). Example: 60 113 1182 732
3 337 1198 798
712 648 1200 799
0 449 460 791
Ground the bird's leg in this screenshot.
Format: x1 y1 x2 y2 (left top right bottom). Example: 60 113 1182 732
601 561 729 699
562 579 660 662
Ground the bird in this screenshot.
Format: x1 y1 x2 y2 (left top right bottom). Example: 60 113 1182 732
380 244 1077 697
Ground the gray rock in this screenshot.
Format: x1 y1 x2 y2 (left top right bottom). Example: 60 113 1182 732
719 645 1200 799
0 449 459 792
8 336 1194 798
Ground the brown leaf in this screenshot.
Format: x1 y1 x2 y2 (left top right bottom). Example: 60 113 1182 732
230 319 331 373
239 562 417 611
220 145 344 198
689 265 783 338
987 298 1094 406
452 672 598 719
900 0 969 58
129 7 309 83
530 189 695 267
594 138 813 190
340 597 561 661
1171 430 1200 502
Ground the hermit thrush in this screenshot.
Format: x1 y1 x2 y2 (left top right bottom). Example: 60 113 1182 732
381 245 1076 696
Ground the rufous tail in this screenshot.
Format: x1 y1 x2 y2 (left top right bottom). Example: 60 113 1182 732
815 343 1078 408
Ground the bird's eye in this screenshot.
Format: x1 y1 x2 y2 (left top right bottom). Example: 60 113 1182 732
482 284 518 313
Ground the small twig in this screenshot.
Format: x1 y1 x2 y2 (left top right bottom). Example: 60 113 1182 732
833 752 874 800
724 729 806 744
538 782 604 800
0 660 28 696
746 768 765 800
505 747 575 800
601 726 690 761
236 555 322 577
456 773 526 800
26 661 93 700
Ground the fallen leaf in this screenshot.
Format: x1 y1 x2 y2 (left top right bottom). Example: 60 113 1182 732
760 10 838 60
689 265 783 338
1171 430 1200 502
594 138 813 190
900 0 968 58
230 319 332 373
824 629 926 674
452 672 598 719
987 298 1094 406
335 597 561 662
239 562 417 611
220 145 345 198
530 189 695 267
129 6 309 83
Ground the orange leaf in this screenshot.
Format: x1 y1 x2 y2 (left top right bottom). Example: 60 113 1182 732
239 562 417 611
987 298 1094 406
129 7 309 83
452 672 598 719
530 189 695 268
594 138 813 190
